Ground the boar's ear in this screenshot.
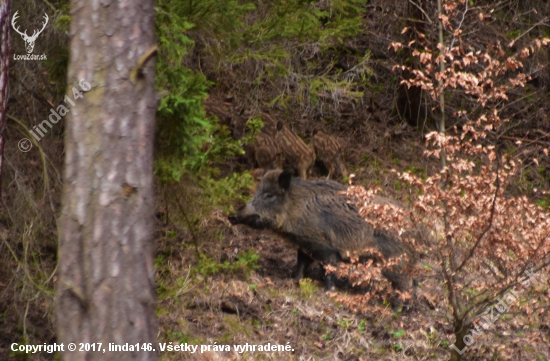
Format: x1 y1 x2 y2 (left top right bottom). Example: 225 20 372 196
278 169 293 190
276 121 283 131
251 168 266 182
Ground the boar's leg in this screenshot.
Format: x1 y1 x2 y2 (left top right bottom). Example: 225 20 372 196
338 158 348 179
374 230 416 310
312 249 341 292
324 271 336 292
294 249 313 283
297 165 307 180
382 269 416 311
295 247 340 292
326 161 335 180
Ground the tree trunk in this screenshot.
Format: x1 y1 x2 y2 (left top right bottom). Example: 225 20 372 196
56 0 158 360
0 0 9 203
449 318 470 361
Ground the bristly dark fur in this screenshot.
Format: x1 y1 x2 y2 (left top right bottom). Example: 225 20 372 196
228 169 416 308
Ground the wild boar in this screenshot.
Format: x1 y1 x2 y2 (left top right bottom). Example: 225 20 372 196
228 169 416 306
260 113 278 137
312 129 348 180
252 132 283 170
244 114 282 170
275 122 315 179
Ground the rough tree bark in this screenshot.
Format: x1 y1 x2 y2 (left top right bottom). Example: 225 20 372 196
0 0 9 203
56 1 158 360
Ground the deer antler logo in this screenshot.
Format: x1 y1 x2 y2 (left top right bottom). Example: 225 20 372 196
12 11 49 54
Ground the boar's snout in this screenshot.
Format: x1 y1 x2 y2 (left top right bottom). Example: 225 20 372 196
228 204 245 225
228 214 239 225
228 213 261 226
228 204 261 226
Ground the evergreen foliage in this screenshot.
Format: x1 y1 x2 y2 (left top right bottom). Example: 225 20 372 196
155 0 255 216
153 0 371 214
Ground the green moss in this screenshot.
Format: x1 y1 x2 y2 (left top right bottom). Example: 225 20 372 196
299 278 316 300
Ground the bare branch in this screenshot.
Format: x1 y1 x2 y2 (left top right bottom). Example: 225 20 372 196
453 157 501 274
408 0 433 24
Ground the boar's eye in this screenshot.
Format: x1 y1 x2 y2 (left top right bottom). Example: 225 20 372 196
262 193 276 200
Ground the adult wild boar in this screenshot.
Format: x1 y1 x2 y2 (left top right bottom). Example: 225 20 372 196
312 129 348 180
275 122 315 179
228 169 415 306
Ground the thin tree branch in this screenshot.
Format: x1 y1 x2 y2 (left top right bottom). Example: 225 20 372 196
408 0 433 24
454 157 501 274
449 0 468 50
